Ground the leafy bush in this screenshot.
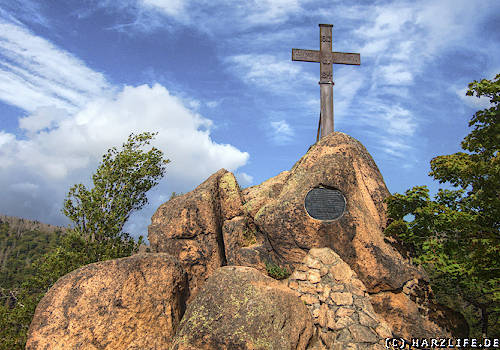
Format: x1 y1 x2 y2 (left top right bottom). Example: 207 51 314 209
265 261 290 280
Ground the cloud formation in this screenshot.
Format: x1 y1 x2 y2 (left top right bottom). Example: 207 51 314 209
0 19 250 237
269 120 295 145
0 19 111 113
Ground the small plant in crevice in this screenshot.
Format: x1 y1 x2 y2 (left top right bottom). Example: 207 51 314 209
242 228 257 246
265 261 290 280
169 192 184 200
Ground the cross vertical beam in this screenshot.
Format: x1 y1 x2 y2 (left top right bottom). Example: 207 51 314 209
292 24 360 140
319 24 334 138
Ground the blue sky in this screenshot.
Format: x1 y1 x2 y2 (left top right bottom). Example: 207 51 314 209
0 0 498 240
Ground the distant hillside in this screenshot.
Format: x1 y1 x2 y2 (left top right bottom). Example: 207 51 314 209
0 215 67 290
0 215 66 235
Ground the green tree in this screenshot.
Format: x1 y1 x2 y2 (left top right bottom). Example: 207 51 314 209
0 132 169 349
385 74 499 337
62 131 169 260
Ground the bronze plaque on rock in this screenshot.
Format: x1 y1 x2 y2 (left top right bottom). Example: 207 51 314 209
305 188 345 220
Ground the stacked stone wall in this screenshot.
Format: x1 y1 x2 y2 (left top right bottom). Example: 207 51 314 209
287 247 393 350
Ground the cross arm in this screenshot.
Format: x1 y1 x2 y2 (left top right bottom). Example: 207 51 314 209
292 48 320 62
292 49 360 65
331 52 360 65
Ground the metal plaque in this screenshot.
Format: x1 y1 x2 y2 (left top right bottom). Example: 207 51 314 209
304 188 346 221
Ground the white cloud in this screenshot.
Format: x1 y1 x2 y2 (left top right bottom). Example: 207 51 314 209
379 64 413 86
97 0 306 34
269 119 294 145
206 100 220 108
0 130 15 147
19 106 69 134
0 20 111 113
367 104 416 137
379 136 412 158
140 0 186 17
333 69 364 118
235 172 254 187
242 0 301 26
355 6 415 40
0 20 250 237
0 131 16 168
11 182 39 194
1 83 250 236
226 54 313 91
3 84 247 180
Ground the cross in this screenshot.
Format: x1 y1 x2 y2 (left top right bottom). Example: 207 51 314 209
292 24 360 140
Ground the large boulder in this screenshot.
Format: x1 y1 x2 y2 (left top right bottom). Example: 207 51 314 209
244 132 421 292
370 280 469 339
148 131 463 338
149 170 278 301
26 253 187 350
170 266 314 350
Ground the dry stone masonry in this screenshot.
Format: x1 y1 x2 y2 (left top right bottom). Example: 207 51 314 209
288 247 392 350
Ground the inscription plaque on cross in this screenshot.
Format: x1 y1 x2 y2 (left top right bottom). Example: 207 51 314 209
292 24 360 140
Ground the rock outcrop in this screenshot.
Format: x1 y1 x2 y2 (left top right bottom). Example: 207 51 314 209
149 170 278 302
170 266 314 350
26 253 188 350
244 132 421 292
149 132 462 338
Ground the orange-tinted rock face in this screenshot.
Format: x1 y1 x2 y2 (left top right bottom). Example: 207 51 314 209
170 266 314 350
244 132 423 293
148 132 463 338
149 169 280 301
149 169 229 302
26 253 187 350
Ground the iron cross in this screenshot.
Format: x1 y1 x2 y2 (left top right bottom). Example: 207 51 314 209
292 24 360 140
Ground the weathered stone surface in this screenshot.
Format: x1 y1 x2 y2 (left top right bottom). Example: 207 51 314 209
244 133 423 294
149 170 279 302
330 292 353 305
359 311 379 328
289 248 388 349
149 170 229 301
221 215 270 274
309 247 338 265
308 270 322 283
330 260 354 281
26 254 187 350
301 293 319 305
349 324 379 343
370 291 457 339
337 307 355 318
170 266 313 350
148 133 463 338
305 255 323 269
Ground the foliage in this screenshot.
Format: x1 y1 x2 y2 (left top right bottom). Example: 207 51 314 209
242 228 257 246
265 261 290 280
0 221 63 290
62 132 169 259
0 232 87 349
384 74 499 337
0 132 169 349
